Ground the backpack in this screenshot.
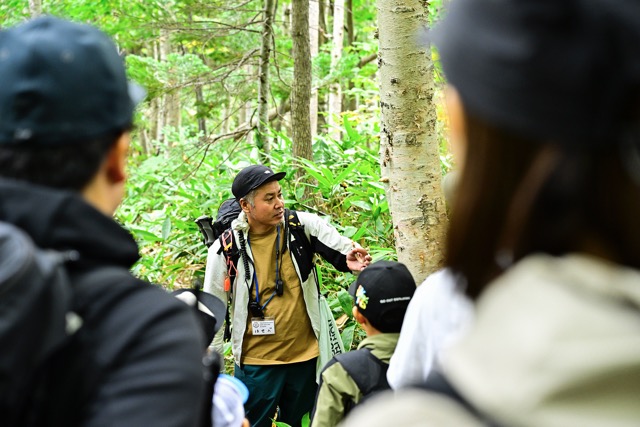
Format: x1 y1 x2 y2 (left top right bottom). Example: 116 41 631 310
195 198 242 248
0 221 135 427
0 222 83 425
311 348 390 423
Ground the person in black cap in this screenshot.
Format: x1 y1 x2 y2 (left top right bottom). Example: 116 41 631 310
341 1 640 426
203 164 372 427
0 17 206 426
310 260 415 427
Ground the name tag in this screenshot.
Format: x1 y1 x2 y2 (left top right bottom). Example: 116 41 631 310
251 317 275 335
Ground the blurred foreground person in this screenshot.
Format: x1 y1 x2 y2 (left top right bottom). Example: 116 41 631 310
341 1 640 426
0 17 205 426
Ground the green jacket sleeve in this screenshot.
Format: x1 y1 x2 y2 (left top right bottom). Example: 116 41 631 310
311 362 362 427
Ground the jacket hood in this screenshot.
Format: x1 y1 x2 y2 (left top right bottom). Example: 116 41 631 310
0 178 139 268
442 253 640 427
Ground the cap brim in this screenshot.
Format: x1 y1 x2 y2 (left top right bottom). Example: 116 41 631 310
172 289 226 339
272 171 286 181
348 279 359 300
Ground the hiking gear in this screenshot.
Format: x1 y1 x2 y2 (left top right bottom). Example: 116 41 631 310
334 349 390 412
348 260 416 333
195 198 242 248
0 220 154 426
203 210 354 366
1 179 206 427
0 17 145 145
231 165 286 200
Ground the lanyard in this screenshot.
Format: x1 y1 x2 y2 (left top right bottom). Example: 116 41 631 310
247 225 282 311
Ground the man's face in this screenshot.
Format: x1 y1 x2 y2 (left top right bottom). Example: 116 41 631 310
242 180 285 231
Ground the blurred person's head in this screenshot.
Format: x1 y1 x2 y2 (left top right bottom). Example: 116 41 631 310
0 16 144 215
432 0 640 298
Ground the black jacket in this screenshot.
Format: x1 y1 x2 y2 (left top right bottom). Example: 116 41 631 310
0 179 206 427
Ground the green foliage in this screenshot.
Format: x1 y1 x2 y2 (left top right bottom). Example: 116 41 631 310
274 412 310 427
1 0 451 353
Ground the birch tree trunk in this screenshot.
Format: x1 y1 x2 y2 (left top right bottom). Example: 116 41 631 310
328 0 344 141
309 0 320 139
377 0 448 283
257 0 276 161
290 0 313 183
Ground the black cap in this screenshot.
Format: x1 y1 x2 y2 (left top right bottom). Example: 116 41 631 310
231 165 286 200
349 260 416 333
430 0 640 147
172 289 226 347
0 16 145 145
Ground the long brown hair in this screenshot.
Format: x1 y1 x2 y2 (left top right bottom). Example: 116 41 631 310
445 112 640 300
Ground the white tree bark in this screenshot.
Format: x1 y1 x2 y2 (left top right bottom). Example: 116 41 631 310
328 0 344 141
377 0 448 283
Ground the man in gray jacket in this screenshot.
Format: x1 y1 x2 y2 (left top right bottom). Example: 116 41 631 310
0 17 206 426
204 165 371 427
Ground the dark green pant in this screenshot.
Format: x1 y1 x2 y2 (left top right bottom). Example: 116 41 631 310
234 358 317 427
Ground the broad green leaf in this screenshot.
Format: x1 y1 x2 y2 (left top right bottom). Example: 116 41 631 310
161 217 172 240
337 289 354 319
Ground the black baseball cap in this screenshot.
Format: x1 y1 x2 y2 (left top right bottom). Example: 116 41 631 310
172 288 226 347
429 0 640 147
0 16 145 145
231 165 286 200
349 260 416 333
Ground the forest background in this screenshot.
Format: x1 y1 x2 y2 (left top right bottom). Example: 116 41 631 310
0 0 452 350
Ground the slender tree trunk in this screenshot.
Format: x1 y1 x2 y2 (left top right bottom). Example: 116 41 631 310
318 0 328 45
160 29 180 149
195 86 207 135
291 0 313 184
377 0 448 282
328 0 344 140
310 0 320 139
257 0 277 162
243 65 254 147
149 41 164 146
345 0 357 112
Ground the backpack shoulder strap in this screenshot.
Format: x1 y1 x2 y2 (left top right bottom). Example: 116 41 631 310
334 348 390 395
217 228 239 342
418 371 503 427
285 209 317 283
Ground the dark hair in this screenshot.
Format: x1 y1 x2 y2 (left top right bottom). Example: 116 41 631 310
445 111 640 300
0 129 128 191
